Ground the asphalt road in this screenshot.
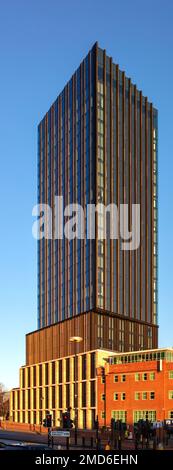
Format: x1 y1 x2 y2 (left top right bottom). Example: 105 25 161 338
0 430 91 450
0 429 138 451
1 429 173 450
0 429 49 445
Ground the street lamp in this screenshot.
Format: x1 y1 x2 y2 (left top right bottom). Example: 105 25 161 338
101 358 109 429
69 336 83 446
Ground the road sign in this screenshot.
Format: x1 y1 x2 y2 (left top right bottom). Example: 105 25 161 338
50 431 70 437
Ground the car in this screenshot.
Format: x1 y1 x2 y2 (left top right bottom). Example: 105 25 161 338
0 443 26 451
0 441 53 451
0 443 6 449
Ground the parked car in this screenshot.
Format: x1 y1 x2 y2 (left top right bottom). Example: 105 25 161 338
0 441 53 451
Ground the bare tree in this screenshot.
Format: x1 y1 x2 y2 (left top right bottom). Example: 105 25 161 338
0 384 5 417
0 383 9 419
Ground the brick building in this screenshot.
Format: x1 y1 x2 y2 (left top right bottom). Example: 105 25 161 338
97 348 173 427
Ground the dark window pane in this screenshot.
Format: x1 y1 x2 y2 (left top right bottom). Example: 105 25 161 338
82 382 86 407
33 366 36 387
59 385 62 408
45 387 48 409
91 352 95 379
28 368 30 387
39 365 42 386
66 384 70 409
52 362 55 384
33 389 36 409
82 355 86 380
28 389 30 409
90 381 95 407
52 386 55 409
45 363 48 385
59 361 62 383
66 358 70 382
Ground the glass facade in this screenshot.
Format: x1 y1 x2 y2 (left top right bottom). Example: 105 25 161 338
37 43 158 351
38 47 96 327
96 47 158 328
109 349 173 365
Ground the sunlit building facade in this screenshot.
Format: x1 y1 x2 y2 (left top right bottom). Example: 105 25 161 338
97 348 173 427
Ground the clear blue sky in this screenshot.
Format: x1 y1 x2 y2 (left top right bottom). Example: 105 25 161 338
0 0 172 390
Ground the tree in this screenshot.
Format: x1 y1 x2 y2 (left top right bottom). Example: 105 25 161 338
0 383 9 419
0 384 4 415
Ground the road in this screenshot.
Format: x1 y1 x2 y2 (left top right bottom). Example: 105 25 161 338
0 429 90 450
1 429 173 450
0 429 49 445
0 429 135 450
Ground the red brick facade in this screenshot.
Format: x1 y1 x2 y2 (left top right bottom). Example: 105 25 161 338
97 348 173 427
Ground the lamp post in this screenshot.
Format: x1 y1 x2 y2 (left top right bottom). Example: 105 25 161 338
40 395 44 431
69 336 83 446
102 359 107 429
103 366 106 429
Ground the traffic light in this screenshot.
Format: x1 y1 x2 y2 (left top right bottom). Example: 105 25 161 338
62 410 74 429
62 411 70 429
63 412 68 429
43 414 52 428
46 414 52 428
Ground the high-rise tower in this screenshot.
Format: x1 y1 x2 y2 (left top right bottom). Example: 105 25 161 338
37 42 158 350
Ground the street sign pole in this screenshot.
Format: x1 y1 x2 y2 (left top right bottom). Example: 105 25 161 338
66 436 69 450
48 428 50 447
